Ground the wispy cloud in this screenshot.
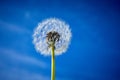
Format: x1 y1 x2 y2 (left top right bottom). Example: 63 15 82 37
0 67 50 80
0 47 47 69
0 20 31 34
0 47 51 80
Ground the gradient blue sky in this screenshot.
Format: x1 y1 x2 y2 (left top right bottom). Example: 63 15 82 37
0 0 120 80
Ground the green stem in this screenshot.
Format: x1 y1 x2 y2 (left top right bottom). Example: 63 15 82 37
51 44 55 80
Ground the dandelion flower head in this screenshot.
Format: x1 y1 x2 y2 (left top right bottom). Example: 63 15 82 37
33 18 71 56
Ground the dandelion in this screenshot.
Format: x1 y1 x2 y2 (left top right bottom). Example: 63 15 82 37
33 18 72 80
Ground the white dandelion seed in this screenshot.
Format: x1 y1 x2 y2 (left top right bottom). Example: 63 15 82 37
33 18 72 56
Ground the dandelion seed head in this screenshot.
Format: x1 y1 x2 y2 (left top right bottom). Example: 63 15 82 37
33 18 72 56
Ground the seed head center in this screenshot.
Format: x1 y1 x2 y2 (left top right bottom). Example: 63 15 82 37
46 31 60 46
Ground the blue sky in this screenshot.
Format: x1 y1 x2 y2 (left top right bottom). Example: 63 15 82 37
0 0 120 80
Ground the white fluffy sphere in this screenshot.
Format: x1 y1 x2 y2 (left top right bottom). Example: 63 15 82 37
33 18 71 56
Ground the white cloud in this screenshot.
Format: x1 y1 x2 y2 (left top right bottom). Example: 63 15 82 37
0 47 51 80
0 20 31 34
0 47 47 69
0 67 50 80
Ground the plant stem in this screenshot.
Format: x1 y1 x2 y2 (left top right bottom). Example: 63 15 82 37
51 44 55 80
